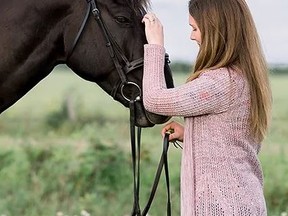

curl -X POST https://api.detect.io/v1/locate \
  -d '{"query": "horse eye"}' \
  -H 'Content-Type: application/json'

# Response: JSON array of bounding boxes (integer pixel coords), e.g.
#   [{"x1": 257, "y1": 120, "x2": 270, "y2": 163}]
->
[{"x1": 115, "y1": 16, "x2": 130, "y2": 24}]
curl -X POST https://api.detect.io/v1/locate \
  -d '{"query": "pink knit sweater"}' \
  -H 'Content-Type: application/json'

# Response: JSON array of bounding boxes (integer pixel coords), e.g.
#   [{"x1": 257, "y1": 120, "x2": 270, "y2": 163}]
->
[{"x1": 143, "y1": 44, "x2": 267, "y2": 216}]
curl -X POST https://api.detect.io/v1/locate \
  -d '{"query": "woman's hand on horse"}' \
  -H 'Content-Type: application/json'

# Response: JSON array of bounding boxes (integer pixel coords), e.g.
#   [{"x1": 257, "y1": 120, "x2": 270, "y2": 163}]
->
[
  {"x1": 142, "y1": 13, "x2": 164, "y2": 46},
  {"x1": 161, "y1": 121, "x2": 184, "y2": 142}
]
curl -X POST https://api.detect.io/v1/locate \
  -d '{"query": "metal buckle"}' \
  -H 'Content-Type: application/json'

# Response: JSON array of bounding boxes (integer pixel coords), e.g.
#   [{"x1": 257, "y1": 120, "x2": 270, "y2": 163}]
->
[{"x1": 121, "y1": 82, "x2": 141, "y2": 102}]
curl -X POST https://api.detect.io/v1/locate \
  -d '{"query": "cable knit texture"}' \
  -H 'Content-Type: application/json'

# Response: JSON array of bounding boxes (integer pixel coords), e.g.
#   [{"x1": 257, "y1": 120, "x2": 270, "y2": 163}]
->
[{"x1": 143, "y1": 44, "x2": 267, "y2": 216}]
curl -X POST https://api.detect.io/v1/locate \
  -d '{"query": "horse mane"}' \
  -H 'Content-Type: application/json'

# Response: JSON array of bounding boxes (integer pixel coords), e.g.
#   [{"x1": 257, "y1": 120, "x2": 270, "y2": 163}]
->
[{"x1": 127, "y1": 0, "x2": 151, "y2": 15}]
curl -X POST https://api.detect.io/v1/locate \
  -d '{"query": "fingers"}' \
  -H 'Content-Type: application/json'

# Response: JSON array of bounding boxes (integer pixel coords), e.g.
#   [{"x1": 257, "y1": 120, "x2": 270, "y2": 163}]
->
[
  {"x1": 161, "y1": 121, "x2": 174, "y2": 137},
  {"x1": 142, "y1": 13, "x2": 164, "y2": 48},
  {"x1": 161, "y1": 128, "x2": 175, "y2": 141},
  {"x1": 142, "y1": 13, "x2": 158, "y2": 23},
  {"x1": 168, "y1": 133, "x2": 176, "y2": 141},
  {"x1": 161, "y1": 121, "x2": 184, "y2": 142},
  {"x1": 161, "y1": 121, "x2": 177, "y2": 138}
]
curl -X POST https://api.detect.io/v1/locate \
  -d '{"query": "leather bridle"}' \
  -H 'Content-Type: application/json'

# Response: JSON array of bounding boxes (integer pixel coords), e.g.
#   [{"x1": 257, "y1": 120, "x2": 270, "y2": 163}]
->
[
  {"x1": 69, "y1": 0, "x2": 144, "y2": 102},
  {"x1": 67, "y1": 0, "x2": 174, "y2": 215}
]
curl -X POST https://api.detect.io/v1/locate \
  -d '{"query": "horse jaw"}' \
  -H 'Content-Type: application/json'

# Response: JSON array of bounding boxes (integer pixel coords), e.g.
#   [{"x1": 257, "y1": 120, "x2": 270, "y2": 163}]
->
[{"x1": 134, "y1": 102, "x2": 171, "y2": 128}]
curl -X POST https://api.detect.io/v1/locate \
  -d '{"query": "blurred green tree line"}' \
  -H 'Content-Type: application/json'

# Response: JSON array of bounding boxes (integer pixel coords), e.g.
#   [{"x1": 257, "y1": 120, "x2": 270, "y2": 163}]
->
[
  {"x1": 56, "y1": 62, "x2": 288, "y2": 75},
  {"x1": 169, "y1": 62, "x2": 288, "y2": 75}
]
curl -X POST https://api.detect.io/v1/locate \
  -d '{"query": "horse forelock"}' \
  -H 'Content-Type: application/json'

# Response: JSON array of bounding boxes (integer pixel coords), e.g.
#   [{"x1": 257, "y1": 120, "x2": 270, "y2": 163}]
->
[{"x1": 126, "y1": 0, "x2": 151, "y2": 15}]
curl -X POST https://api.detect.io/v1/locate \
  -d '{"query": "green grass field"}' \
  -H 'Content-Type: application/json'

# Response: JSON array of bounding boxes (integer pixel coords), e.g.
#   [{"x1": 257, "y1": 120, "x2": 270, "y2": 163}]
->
[{"x1": 0, "y1": 67, "x2": 287, "y2": 216}]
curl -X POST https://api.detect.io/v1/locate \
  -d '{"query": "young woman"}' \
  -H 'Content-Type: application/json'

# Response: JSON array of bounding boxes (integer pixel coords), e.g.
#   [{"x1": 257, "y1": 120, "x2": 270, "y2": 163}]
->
[{"x1": 142, "y1": 0, "x2": 272, "y2": 215}]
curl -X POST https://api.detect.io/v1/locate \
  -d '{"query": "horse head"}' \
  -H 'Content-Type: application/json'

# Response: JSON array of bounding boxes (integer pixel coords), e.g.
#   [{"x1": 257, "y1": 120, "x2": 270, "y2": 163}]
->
[
  {"x1": 0, "y1": 0, "x2": 173, "y2": 127},
  {"x1": 65, "y1": 0, "x2": 173, "y2": 127}
]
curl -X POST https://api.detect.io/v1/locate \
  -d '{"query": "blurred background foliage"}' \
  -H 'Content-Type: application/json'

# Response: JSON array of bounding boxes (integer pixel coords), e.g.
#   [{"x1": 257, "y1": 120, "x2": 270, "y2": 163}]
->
[{"x1": 0, "y1": 64, "x2": 287, "y2": 216}]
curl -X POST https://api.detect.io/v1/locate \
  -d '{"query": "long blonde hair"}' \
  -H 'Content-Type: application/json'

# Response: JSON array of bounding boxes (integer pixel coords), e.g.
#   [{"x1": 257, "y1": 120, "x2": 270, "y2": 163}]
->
[{"x1": 187, "y1": 0, "x2": 272, "y2": 142}]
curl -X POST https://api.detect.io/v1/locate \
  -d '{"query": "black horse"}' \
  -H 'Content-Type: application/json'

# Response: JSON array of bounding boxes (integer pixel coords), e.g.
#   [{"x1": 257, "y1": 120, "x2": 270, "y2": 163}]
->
[{"x1": 0, "y1": 0, "x2": 173, "y2": 127}]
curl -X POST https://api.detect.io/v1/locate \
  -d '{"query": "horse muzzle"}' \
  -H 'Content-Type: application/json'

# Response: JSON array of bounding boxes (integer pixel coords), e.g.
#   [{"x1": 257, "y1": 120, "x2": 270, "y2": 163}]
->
[
  {"x1": 133, "y1": 102, "x2": 171, "y2": 127},
  {"x1": 134, "y1": 54, "x2": 174, "y2": 127}
]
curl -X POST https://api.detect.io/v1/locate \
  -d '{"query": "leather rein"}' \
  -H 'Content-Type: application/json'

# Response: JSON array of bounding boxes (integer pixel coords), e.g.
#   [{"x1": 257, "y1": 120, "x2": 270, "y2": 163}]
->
[{"x1": 68, "y1": 0, "x2": 174, "y2": 215}]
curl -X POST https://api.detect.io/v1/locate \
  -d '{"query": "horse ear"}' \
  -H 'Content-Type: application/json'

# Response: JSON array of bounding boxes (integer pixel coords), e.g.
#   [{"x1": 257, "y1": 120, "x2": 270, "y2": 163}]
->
[{"x1": 164, "y1": 53, "x2": 174, "y2": 89}]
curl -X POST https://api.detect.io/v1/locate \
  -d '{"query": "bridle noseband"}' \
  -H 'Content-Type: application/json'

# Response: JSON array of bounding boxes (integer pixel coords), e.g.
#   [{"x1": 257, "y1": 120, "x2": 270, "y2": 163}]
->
[{"x1": 68, "y1": 1, "x2": 174, "y2": 215}]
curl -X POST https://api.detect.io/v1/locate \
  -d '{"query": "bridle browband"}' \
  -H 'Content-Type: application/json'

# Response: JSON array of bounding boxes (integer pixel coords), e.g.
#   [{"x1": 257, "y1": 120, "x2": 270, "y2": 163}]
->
[{"x1": 67, "y1": 0, "x2": 174, "y2": 215}]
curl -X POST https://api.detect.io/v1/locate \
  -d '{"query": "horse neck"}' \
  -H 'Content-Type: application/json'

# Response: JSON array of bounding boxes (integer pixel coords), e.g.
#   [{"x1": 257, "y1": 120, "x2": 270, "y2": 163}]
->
[{"x1": 0, "y1": 0, "x2": 83, "y2": 113}]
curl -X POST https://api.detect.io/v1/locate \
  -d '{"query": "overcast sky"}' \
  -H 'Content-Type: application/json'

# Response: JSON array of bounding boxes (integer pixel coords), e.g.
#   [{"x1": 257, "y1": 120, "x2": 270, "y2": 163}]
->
[{"x1": 151, "y1": 0, "x2": 288, "y2": 65}]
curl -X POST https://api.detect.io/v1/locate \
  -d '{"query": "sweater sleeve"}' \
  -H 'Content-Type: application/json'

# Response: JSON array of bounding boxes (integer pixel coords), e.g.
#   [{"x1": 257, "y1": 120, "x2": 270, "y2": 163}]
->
[{"x1": 143, "y1": 44, "x2": 237, "y2": 117}]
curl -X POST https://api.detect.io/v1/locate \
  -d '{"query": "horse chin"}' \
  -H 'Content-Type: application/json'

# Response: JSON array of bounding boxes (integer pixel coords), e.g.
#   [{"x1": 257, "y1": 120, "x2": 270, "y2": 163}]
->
[
  {"x1": 144, "y1": 111, "x2": 172, "y2": 126},
  {"x1": 134, "y1": 103, "x2": 171, "y2": 128}
]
